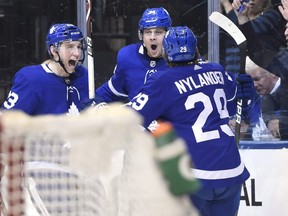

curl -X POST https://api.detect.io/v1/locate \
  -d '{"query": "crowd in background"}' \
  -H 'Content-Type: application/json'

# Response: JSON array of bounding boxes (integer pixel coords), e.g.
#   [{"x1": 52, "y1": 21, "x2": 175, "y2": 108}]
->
[{"x1": 220, "y1": 0, "x2": 288, "y2": 141}]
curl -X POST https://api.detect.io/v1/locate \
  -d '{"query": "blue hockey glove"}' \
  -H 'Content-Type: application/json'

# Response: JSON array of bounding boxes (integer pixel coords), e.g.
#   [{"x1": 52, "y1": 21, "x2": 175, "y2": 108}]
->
[{"x1": 236, "y1": 74, "x2": 254, "y2": 99}]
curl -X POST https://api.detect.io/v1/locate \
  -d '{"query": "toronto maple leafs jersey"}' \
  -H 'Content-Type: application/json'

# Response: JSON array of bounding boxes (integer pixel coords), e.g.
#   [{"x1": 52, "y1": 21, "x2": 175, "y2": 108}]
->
[
  {"x1": 96, "y1": 42, "x2": 169, "y2": 102},
  {"x1": 1, "y1": 63, "x2": 89, "y2": 115},
  {"x1": 128, "y1": 62, "x2": 250, "y2": 188}
]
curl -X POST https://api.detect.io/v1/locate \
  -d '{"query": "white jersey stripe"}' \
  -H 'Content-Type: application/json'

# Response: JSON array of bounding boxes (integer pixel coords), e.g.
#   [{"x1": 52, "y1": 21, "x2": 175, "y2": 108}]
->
[
  {"x1": 192, "y1": 160, "x2": 245, "y2": 180},
  {"x1": 108, "y1": 79, "x2": 128, "y2": 97}
]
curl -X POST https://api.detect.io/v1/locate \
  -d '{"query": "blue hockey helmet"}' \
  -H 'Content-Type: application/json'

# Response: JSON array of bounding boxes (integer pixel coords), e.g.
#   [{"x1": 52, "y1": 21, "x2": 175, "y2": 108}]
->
[
  {"x1": 163, "y1": 26, "x2": 197, "y2": 63},
  {"x1": 138, "y1": 7, "x2": 172, "y2": 31},
  {"x1": 46, "y1": 23, "x2": 87, "y2": 56}
]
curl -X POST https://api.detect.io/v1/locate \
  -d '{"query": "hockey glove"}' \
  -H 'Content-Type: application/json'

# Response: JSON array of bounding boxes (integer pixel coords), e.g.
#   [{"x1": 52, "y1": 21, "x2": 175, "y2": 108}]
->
[
  {"x1": 236, "y1": 74, "x2": 254, "y2": 99},
  {"x1": 79, "y1": 95, "x2": 108, "y2": 111}
]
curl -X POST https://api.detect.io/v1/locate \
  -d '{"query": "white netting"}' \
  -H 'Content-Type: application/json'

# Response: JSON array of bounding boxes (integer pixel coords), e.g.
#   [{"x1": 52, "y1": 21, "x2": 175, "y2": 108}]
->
[{"x1": 0, "y1": 103, "x2": 198, "y2": 216}]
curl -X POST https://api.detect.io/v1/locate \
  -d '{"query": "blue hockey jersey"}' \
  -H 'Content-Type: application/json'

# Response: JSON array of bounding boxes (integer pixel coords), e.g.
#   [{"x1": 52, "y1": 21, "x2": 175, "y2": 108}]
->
[
  {"x1": 2, "y1": 63, "x2": 89, "y2": 115},
  {"x1": 128, "y1": 62, "x2": 250, "y2": 188},
  {"x1": 96, "y1": 42, "x2": 169, "y2": 102}
]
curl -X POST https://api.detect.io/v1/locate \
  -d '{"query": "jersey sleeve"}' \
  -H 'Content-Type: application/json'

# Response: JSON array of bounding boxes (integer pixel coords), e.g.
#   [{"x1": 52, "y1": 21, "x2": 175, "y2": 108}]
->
[
  {"x1": 128, "y1": 72, "x2": 167, "y2": 128},
  {"x1": 2, "y1": 71, "x2": 38, "y2": 114}
]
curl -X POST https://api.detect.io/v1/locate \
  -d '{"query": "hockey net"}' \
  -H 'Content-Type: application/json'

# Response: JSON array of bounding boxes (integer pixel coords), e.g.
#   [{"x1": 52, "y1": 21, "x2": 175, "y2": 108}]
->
[{"x1": 0, "y1": 103, "x2": 198, "y2": 216}]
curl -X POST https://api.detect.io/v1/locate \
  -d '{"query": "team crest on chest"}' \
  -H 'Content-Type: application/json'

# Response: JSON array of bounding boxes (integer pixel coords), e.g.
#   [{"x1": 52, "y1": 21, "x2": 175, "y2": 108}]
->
[
  {"x1": 144, "y1": 69, "x2": 157, "y2": 83},
  {"x1": 150, "y1": 61, "x2": 156, "y2": 67}
]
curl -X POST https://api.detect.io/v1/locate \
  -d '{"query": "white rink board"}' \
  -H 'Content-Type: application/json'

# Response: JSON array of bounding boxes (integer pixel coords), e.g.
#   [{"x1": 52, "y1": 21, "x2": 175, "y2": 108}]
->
[{"x1": 238, "y1": 143, "x2": 288, "y2": 216}]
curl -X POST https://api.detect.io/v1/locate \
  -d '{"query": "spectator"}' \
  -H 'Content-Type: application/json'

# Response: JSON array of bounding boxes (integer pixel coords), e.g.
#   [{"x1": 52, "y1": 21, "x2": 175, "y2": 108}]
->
[
  {"x1": 220, "y1": 0, "x2": 280, "y2": 74},
  {"x1": 231, "y1": 0, "x2": 287, "y2": 82},
  {"x1": 245, "y1": 56, "x2": 288, "y2": 140},
  {"x1": 231, "y1": 0, "x2": 285, "y2": 51},
  {"x1": 96, "y1": 7, "x2": 172, "y2": 103},
  {"x1": 128, "y1": 26, "x2": 253, "y2": 216},
  {"x1": 220, "y1": 0, "x2": 271, "y2": 139},
  {"x1": 1, "y1": 23, "x2": 103, "y2": 115},
  {"x1": 221, "y1": 0, "x2": 287, "y2": 66}
]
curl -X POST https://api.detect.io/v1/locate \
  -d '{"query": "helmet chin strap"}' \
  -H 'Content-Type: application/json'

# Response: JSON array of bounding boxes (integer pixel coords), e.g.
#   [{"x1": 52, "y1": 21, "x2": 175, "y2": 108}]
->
[
  {"x1": 55, "y1": 52, "x2": 74, "y2": 75},
  {"x1": 54, "y1": 50, "x2": 86, "y2": 75}
]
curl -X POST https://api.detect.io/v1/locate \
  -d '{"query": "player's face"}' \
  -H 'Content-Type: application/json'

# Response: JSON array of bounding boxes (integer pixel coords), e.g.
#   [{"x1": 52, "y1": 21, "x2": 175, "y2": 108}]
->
[
  {"x1": 57, "y1": 41, "x2": 84, "y2": 73},
  {"x1": 142, "y1": 28, "x2": 166, "y2": 58}
]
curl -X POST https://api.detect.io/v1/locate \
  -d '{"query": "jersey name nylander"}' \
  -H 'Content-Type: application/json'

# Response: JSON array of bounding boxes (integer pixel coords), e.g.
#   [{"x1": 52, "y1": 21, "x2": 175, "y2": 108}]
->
[
  {"x1": 96, "y1": 42, "x2": 168, "y2": 102},
  {"x1": 2, "y1": 64, "x2": 89, "y2": 115},
  {"x1": 129, "y1": 62, "x2": 250, "y2": 188},
  {"x1": 174, "y1": 71, "x2": 225, "y2": 94}
]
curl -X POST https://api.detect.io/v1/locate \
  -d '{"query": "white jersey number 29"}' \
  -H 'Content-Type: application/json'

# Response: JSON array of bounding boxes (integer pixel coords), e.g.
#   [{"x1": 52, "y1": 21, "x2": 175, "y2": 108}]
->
[
  {"x1": 185, "y1": 89, "x2": 233, "y2": 143},
  {"x1": 130, "y1": 89, "x2": 234, "y2": 143}
]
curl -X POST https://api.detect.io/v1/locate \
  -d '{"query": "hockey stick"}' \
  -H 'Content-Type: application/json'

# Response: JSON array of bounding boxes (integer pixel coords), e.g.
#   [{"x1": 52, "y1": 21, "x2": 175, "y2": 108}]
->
[
  {"x1": 86, "y1": 0, "x2": 95, "y2": 99},
  {"x1": 209, "y1": 11, "x2": 247, "y2": 147}
]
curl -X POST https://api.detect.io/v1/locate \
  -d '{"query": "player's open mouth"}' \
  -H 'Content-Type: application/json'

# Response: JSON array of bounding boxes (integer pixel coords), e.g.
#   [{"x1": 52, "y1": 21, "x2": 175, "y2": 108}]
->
[
  {"x1": 151, "y1": 44, "x2": 157, "y2": 50},
  {"x1": 69, "y1": 60, "x2": 76, "y2": 66}
]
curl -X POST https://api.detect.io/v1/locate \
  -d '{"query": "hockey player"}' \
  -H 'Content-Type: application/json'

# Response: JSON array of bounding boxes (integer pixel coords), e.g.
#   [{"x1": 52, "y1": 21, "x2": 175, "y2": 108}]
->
[
  {"x1": 1, "y1": 23, "x2": 97, "y2": 115},
  {"x1": 128, "y1": 26, "x2": 253, "y2": 216},
  {"x1": 95, "y1": 7, "x2": 172, "y2": 102}
]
